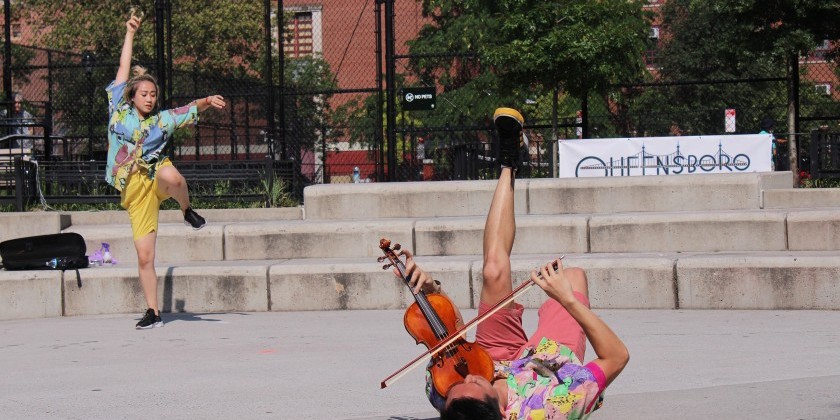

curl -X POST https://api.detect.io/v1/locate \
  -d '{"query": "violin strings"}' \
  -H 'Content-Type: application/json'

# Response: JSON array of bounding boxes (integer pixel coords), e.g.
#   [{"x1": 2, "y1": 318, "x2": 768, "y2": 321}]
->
[{"x1": 394, "y1": 252, "x2": 462, "y2": 361}]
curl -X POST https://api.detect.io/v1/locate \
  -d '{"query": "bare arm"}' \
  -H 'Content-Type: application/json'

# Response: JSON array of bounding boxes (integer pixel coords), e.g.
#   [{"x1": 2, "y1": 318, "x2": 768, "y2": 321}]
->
[
  {"x1": 191, "y1": 95, "x2": 227, "y2": 113},
  {"x1": 116, "y1": 16, "x2": 142, "y2": 84},
  {"x1": 531, "y1": 261, "x2": 629, "y2": 386}
]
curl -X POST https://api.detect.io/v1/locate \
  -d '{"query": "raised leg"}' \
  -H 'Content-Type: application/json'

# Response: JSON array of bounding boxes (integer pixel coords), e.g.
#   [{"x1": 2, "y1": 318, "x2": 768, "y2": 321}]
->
[{"x1": 155, "y1": 164, "x2": 190, "y2": 212}]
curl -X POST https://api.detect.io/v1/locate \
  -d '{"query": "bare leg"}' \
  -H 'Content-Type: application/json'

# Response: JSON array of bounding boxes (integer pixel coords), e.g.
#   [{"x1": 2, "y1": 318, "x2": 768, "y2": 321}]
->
[
  {"x1": 155, "y1": 165, "x2": 190, "y2": 213},
  {"x1": 481, "y1": 167, "x2": 517, "y2": 306},
  {"x1": 134, "y1": 231, "x2": 159, "y2": 313}
]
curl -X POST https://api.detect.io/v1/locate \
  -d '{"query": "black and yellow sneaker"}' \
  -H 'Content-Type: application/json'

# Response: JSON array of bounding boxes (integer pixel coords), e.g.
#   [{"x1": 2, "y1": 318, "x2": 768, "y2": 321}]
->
[
  {"x1": 493, "y1": 107, "x2": 527, "y2": 171},
  {"x1": 135, "y1": 308, "x2": 163, "y2": 329},
  {"x1": 183, "y1": 207, "x2": 206, "y2": 230}
]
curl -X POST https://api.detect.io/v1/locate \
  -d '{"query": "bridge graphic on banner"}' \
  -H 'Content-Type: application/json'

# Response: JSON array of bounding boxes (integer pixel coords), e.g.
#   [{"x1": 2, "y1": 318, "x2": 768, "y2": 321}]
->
[{"x1": 576, "y1": 142, "x2": 751, "y2": 177}]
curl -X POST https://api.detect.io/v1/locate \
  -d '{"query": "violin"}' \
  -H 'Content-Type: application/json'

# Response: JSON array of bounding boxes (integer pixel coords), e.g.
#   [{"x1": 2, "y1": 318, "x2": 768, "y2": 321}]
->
[
  {"x1": 379, "y1": 246, "x2": 565, "y2": 392},
  {"x1": 378, "y1": 238, "x2": 494, "y2": 397}
]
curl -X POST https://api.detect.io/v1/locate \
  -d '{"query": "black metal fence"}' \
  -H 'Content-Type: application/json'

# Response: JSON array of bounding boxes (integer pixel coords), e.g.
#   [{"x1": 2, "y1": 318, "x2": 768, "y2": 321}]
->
[
  {"x1": 809, "y1": 131, "x2": 840, "y2": 179},
  {"x1": 2, "y1": 1, "x2": 840, "y2": 211}
]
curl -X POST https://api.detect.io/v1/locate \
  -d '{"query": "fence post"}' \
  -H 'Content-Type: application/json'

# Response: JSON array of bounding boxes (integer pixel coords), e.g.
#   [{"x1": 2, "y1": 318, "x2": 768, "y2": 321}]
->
[
  {"x1": 551, "y1": 88, "x2": 558, "y2": 178},
  {"x1": 13, "y1": 156, "x2": 23, "y2": 211},
  {"x1": 46, "y1": 50, "x2": 54, "y2": 161},
  {"x1": 787, "y1": 53, "x2": 800, "y2": 186},
  {"x1": 12, "y1": 156, "x2": 34, "y2": 211},
  {"x1": 154, "y1": 0, "x2": 168, "y2": 110},
  {"x1": 809, "y1": 130, "x2": 819, "y2": 179},
  {"x1": 264, "y1": 0, "x2": 275, "y2": 164},
  {"x1": 384, "y1": 0, "x2": 397, "y2": 181},
  {"x1": 581, "y1": 94, "x2": 589, "y2": 140},
  {"x1": 375, "y1": 0, "x2": 384, "y2": 182},
  {"x1": 276, "y1": 0, "x2": 287, "y2": 160},
  {"x1": 3, "y1": 0, "x2": 12, "y2": 104}
]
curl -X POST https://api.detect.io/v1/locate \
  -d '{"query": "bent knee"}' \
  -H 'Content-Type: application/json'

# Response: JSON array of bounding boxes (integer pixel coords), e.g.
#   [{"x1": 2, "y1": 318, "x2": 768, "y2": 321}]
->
[
  {"x1": 482, "y1": 259, "x2": 511, "y2": 292},
  {"x1": 156, "y1": 166, "x2": 184, "y2": 186},
  {"x1": 482, "y1": 258, "x2": 509, "y2": 284},
  {"x1": 564, "y1": 267, "x2": 589, "y2": 297}
]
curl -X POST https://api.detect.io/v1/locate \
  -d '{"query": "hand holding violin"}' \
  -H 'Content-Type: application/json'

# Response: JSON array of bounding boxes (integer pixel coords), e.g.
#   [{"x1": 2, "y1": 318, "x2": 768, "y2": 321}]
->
[{"x1": 394, "y1": 248, "x2": 441, "y2": 295}]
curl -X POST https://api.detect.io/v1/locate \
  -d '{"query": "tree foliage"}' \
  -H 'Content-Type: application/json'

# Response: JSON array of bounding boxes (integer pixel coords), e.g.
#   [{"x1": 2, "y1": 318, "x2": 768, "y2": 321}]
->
[
  {"x1": 20, "y1": 0, "x2": 264, "y2": 77},
  {"x1": 410, "y1": 0, "x2": 653, "y2": 99},
  {"x1": 631, "y1": 0, "x2": 840, "y2": 137},
  {"x1": 15, "y1": 0, "x2": 338, "y2": 155}
]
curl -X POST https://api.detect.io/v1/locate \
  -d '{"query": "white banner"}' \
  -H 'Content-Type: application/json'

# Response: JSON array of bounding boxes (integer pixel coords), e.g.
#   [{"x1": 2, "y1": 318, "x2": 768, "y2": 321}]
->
[{"x1": 558, "y1": 134, "x2": 773, "y2": 178}]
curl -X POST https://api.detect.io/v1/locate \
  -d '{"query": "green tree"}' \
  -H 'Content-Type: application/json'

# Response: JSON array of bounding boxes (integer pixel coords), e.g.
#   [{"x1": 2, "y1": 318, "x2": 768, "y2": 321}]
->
[
  {"x1": 18, "y1": 0, "x2": 338, "y2": 160},
  {"x1": 20, "y1": 0, "x2": 264, "y2": 76},
  {"x1": 626, "y1": 0, "x2": 840, "y2": 175}
]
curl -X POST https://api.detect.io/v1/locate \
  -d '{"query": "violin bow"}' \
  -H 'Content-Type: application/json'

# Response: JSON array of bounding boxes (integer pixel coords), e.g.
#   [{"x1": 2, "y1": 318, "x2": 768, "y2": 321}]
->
[{"x1": 380, "y1": 256, "x2": 564, "y2": 390}]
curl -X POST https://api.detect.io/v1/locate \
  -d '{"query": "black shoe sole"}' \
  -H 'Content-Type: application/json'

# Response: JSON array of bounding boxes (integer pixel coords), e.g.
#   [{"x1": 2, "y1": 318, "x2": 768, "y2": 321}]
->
[
  {"x1": 135, "y1": 320, "x2": 164, "y2": 329},
  {"x1": 184, "y1": 220, "x2": 206, "y2": 230}
]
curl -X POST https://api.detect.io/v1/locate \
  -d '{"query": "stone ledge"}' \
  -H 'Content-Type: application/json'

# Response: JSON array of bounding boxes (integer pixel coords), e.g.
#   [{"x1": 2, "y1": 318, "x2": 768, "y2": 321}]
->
[
  {"x1": 3, "y1": 251, "x2": 840, "y2": 320},
  {"x1": 677, "y1": 252, "x2": 840, "y2": 309}
]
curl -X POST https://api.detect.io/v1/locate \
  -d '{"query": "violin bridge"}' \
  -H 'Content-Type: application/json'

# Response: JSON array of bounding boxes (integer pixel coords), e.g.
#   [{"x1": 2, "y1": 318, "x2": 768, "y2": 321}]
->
[{"x1": 454, "y1": 359, "x2": 469, "y2": 378}]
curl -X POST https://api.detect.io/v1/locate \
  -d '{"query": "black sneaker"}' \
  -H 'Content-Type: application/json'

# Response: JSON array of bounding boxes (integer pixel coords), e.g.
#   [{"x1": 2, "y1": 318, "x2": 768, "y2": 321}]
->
[
  {"x1": 135, "y1": 308, "x2": 163, "y2": 329},
  {"x1": 493, "y1": 107, "x2": 527, "y2": 171},
  {"x1": 183, "y1": 207, "x2": 206, "y2": 230}
]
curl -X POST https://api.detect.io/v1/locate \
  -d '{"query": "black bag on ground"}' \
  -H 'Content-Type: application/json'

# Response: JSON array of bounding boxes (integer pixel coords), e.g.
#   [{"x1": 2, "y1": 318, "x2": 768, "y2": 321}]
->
[{"x1": 0, "y1": 232, "x2": 89, "y2": 271}]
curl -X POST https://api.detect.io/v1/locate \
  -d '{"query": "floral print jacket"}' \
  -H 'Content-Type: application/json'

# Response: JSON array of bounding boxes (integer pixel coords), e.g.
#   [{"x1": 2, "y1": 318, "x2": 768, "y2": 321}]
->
[
  {"x1": 427, "y1": 337, "x2": 606, "y2": 419},
  {"x1": 105, "y1": 80, "x2": 198, "y2": 191}
]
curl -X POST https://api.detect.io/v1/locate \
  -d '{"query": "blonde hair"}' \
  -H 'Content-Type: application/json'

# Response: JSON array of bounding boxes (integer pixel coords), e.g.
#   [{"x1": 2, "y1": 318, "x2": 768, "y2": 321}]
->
[{"x1": 124, "y1": 65, "x2": 160, "y2": 114}]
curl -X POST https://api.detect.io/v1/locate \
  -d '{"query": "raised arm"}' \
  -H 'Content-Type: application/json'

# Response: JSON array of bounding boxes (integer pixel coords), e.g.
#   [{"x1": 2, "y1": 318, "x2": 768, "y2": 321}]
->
[
  {"x1": 531, "y1": 261, "x2": 629, "y2": 387},
  {"x1": 191, "y1": 95, "x2": 227, "y2": 113},
  {"x1": 116, "y1": 16, "x2": 142, "y2": 84}
]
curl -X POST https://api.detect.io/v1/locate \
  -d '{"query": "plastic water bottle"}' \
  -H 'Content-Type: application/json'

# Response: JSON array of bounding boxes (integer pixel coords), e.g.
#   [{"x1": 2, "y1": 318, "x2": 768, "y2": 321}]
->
[
  {"x1": 101, "y1": 243, "x2": 112, "y2": 264},
  {"x1": 46, "y1": 258, "x2": 59, "y2": 268}
]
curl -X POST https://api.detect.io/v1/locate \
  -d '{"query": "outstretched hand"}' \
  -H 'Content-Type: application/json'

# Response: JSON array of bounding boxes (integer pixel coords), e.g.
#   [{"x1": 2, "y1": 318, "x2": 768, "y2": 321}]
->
[
  {"x1": 530, "y1": 259, "x2": 577, "y2": 307},
  {"x1": 200, "y1": 95, "x2": 226, "y2": 111},
  {"x1": 207, "y1": 95, "x2": 226, "y2": 109}
]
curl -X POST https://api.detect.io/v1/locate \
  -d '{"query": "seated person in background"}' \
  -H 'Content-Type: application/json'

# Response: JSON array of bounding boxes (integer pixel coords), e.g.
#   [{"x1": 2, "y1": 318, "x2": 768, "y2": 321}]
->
[{"x1": 2, "y1": 92, "x2": 34, "y2": 150}]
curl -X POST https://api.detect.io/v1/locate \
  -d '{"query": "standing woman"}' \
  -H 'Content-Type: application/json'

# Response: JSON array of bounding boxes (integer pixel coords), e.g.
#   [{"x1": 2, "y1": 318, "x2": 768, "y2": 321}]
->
[{"x1": 105, "y1": 14, "x2": 226, "y2": 329}]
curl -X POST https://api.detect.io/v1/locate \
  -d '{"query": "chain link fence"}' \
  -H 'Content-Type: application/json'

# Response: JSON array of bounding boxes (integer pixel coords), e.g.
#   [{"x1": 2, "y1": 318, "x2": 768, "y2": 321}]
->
[{"x1": 3, "y1": 1, "x2": 840, "y2": 211}]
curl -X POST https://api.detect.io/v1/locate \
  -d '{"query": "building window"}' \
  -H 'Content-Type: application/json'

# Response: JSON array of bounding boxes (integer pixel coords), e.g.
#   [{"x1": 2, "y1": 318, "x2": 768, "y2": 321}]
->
[
  {"x1": 812, "y1": 39, "x2": 831, "y2": 61},
  {"x1": 815, "y1": 83, "x2": 832, "y2": 96},
  {"x1": 11, "y1": 23, "x2": 21, "y2": 40},
  {"x1": 645, "y1": 26, "x2": 660, "y2": 67},
  {"x1": 284, "y1": 12, "x2": 314, "y2": 58}
]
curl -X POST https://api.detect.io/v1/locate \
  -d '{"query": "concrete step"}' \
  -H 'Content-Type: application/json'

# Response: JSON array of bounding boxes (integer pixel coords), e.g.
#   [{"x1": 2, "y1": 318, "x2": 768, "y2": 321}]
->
[
  {"x1": 63, "y1": 222, "x2": 225, "y2": 264},
  {"x1": 63, "y1": 207, "x2": 303, "y2": 225},
  {"x1": 3, "y1": 250, "x2": 839, "y2": 321},
  {"x1": 763, "y1": 188, "x2": 840, "y2": 209},
  {"x1": 304, "y1": 172, "x2": 793, "y2": 219},
  {"x1": 0, "y1": 212, "x2": 70, "y2": 243},
  {"x1": 0, "y1": 208, "x2": 303, "y2": 253},
  {"x1": 59, "y1": 207, "x2": 840, "y2": 264}
]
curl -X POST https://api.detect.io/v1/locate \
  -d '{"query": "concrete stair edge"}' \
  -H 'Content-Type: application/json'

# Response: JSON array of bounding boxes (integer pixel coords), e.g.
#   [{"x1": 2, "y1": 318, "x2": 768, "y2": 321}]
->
[{"x1": 3, "y1": 251, "x2": 840, "y2": 321}]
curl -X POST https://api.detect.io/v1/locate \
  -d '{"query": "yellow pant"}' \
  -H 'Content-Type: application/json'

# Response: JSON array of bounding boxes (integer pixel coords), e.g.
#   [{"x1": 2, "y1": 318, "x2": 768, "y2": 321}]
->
[{"x1": 121, "y1": 159, "x2": 173, "y2": 240}]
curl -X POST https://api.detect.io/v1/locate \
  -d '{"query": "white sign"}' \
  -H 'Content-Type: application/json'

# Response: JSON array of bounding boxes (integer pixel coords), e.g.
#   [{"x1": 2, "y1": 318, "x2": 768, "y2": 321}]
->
[
  {"x1": 558, "y1": 134, "x2": 773, "y2": 178},
  {"x1": 725, "y1": 109, "x2": 736, "y2": 133}
]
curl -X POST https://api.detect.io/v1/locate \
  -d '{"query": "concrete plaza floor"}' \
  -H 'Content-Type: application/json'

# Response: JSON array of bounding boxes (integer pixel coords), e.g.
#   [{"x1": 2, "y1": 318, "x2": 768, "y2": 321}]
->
[{"x1": 2, "y1": 309, "x2": 839, "y2": 419}]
